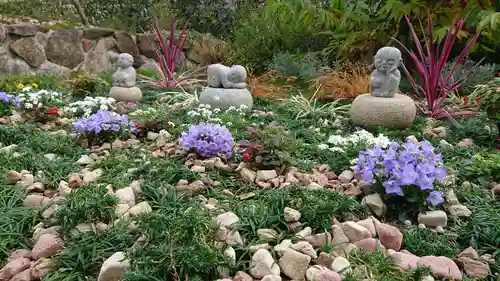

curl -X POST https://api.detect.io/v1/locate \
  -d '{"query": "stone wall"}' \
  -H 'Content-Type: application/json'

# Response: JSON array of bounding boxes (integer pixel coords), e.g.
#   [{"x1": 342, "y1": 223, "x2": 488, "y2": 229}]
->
[{"x1": 0, "y1": 23, "x2": 225, "y2": 77}]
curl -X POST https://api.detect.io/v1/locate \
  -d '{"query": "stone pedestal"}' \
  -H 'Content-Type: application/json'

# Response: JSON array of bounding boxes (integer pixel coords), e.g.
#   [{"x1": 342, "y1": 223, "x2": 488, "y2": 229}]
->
[
  {"x1": 198, "y1": 87, "x2": 253, "y2": 110},
  {"x1": 350, "y1": 93, "x2": 416, "y2": 130},
  {"x1": 109, "y1": 86, "x2": 142, "y2": 102}
]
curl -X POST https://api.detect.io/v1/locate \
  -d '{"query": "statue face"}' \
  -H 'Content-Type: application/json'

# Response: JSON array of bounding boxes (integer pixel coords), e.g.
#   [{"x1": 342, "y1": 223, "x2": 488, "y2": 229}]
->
[
  {"x1": 374, "y1": 47, "x2": 401, "y2": 72},
  {"x1": 117, "y1": 53, "x2": 133, "y2": 68}
]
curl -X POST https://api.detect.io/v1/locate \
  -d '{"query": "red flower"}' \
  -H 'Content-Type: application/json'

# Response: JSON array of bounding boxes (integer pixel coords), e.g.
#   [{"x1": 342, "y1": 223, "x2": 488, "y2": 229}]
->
[
  {"x1": 135, "y1": 123, "x2": 142, "y2": 128},
  {"x1": 475, "y1": 98, "x2": 481, "y2": 103},
  {"x1": 47, "y1": 107, "x2": 58, "y2": 115},
  {"x1": 463, "y1": 96, "x2": 469, "y2": 105},
  {"x1": 242, "y1": 153, "x2": 250, "y2": 160},
  {"x1": 255, "y1": 147, "x2": 261, "y2": 151},
  {"x1": 249, "y1": 145, "x2": 254, "y2": 151}
]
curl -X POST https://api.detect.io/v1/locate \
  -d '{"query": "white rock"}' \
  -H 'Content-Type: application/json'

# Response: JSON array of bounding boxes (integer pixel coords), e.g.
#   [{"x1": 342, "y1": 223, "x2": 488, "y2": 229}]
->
[
  {"x1": 296, "y1": 226, "x2": 312, "y2": 239},
  {"x1": 215, "y1": 212, "x2": 239, "y2": 229},
  {"x1": 44, "y1": 153, "x2": 57, "y2": 161},
  {"x1": 274, "y1": 239, "x2": 292, "y2": 256},
  {"x1": 249, "y1": 249, "x2": 281, "y2": 279},
  {"x1": 356, "y1": 218, "x2": 376, "y2": 238},
  {"x1": 76, "y1": 155, "x2": 93, "y2": 165},
  {"x1": 338, "y1": 170, "x2": 354, "y2": 183},
  {"x1": 341, "y1": 221, "x2": 371, "y2": 243},
  {"x1": 284, "y1": 207, "x2": 301, "y2": 223},
  {"x1": 224, "y1": 246, "x2": 236, "y2": 264},
  {"x1": 445, "y1": 189, "x2": 459, "y2": 205},
  {"x1": 115, "y1": 204, "x2": 131, "y2": 217},
  {"x1": 127, "y1": 201, "x2": 152, "y2": 217},
  {"x1": 226, "y1": 230, "x2": 244, "y2": 246},
  {"x1": 261, "y1": 275, "x2": 281, "y2": 281},
  {"x1": 115, "y1": 187, "x2": 136, "y2": 207},
  {"x1": 241, "y1": 168, "x2": 256, "y2": 183},
  {"x1": 291, "y1": 241, "x2": 317, "y2": 258},
  {"x1": 58, "y1": 181, "x2": 72, "y2": 197},
  {"x1": 147, "y1": 131, "x2": 159, "y2": 141},
  {"x1": 331, "y1": 256, "x2": 350, "y2": 273},
  {"x1": 256, "y1": 170, "x2": 278, "y2": 182},
  {"x1": 418, "y1": 211, "x2": 447, "y2": 227},
  {"x1": 257, "y1": 229, "x2": 279, "y2": 241},
  {"x1": 306, "y1": 265, "x2": 328, "y2": 281},
  {"x1": 97, "y1": 252, "x2": 130, "y2": 281},
  {"x1": 448, "y1": 204, "x2": 472, "y2": 218}
]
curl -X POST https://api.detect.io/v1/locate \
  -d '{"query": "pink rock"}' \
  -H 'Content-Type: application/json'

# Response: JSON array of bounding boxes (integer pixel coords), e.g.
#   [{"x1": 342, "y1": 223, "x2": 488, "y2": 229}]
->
[
  {"x1": 31, "y1": 258, "x2": 56, "y2": 279},
  {"x1": 354, "y1": 238, "x2": 385, "y2": 253},
  {"x1": 233, "y1": 271, "x2": 253, "y2": 281},
  {"x1": 418, "y1": 256, "x2": 462, "y2": 281},
  {"x1": 315, "y1": 269, "x2": 342, "y2": 281},
  {"x1": 10, "y1": 269, "x2": 32, "y2": 281},
  {"x1": 374, "y1": 221, "x2": 403, "y2": 251},
  {"x1": 7, "y1": 250, "x2": 32, "y2": 262},
  {"x1": 456, "y1": 257, "x2": 490, "y2": 278},
  {"x1": 0, "y1": 258, "x2": 31, "y2": 280},
  {"x1": 456, "y1": 247, "x2": 479, "y2": 260},
  {"x1": 31, "y1": 234, "x2": 64, "y2": 259},
  {"x1": 391, "y1": 251, "x2": 421, "y2": 270},
  {"x1": 22, "y1": 195, "x2": 50, "y2": 208}
]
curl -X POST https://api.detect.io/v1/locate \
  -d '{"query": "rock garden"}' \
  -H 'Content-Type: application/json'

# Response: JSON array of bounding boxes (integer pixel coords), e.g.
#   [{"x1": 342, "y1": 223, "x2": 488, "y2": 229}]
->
[{"x1": 0, "y1": 1, "x2": 499, "y2": 281}]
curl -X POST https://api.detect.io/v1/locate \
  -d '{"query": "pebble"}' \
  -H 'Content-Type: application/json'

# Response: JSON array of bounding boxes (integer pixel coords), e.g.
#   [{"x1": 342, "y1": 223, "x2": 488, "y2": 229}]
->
[
  {"x1": 284, "y1": 207, "x2": 301, "y2": 222},
  {"x1": 338, "y1": 170, "x2": 354, "y2": 183},
  {"x1": 331, "y1": 256, "x2": 350, "y2": 273},
  {"x1": 97, "y1": 252, "x2": 130, "y2": 281}
]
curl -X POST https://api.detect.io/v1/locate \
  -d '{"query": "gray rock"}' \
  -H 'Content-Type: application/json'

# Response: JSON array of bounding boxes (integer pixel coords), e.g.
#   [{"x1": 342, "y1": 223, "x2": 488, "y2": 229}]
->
[
  {"x1": 81, "y1": 27, "x2": 116, "y2": 40},
  {"x1": 338, "y1": 170, "x2": 354, "y2": 183},
  {"x1": 136, "y1": 33, "x2": 157, "y2": 58},
  {"x1": 79, "y1": 37, "x2": 116, "y2": 72},
  {"x1": 0, "y1": 24, "x2": 5, "y2": 43},
  {"x1": 256, "y1": 170, "x2": 278, "y2": 182},
  {"x1": 370, "y1": 47, "x2": 402, "y2": 98},
  {"x1": 109, "y1": 86, "x2": 142, "y2": 102},
  {"x1": 284, "y1": 207, "x2": 301, "y2": 223},
  {"x1": 445, "y1": 189, "x2": 459, "y2": 205},
  {"x1": 0, "y1": 46, "x2": 8, "y2": 73},
  {"x1": 46, "y1": 29, "x2": 85, "y2": 69},
  {"x1": 250, "y1": 249, "x2": 280, "y2": 279},
  {"x1": 10, "y1": 36, "x2": 46, "y2": 67},
  {"x1": 199, "y1": 87, "x2": 253, "y2": 111},
  {"x1": 6, "y1": 23, "x2": 48, "y2": 36},
  {"x1": 362, "y1": 194, "x2": 387, "y2": 217},
  {"x1": 115, "y1": 31, "x2": 142, "y2": 67},
  {"x1": 207, "y1": 64, "x2": 247, "y2": 89},
  {"x1": 7, "y1": 58, "x2": 33, "y2": 75},
  {"x1": 350, "y1": 93, "x2": 417, "y2": 130},
  {"x1": 36, "y1": 61, "x2": 71, "y2": 77}
]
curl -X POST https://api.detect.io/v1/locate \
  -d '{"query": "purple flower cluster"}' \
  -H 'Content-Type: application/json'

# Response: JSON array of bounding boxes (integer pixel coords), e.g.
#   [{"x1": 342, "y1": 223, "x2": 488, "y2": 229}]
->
[
  {"x1": 73, "y1": 110, "x2": 136, "y2": 135},
  {"x1": 354, "y1": 139, "x2": 447, "y2": 206},
  {"x1": 179, "y1": 122, "x2": 234, "y2": 158},
  {"x1": 0, "y1": 91, "x2": 11, "y2": 104}
]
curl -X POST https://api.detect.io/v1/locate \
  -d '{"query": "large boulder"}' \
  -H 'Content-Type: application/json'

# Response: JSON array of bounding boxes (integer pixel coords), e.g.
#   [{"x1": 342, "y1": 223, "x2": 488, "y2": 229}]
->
[
  {"x1": 45, "y1": 29, "x2": 85, "y2": 69},
  {"x1": 199, "y1": 87, "x2": 253, "y2": 111},
  {"x1": 78, "y1": 37, "x2": 116, "y2": 73},
  {"x1": 350, "y1": 93, "x2": 416, "y2": 130},
  {"x1": 0, "y1": 24, "x2": 6, "y2": 43},
  {"x1": 6, "y1": 23, "x2": 48, "y2": 36},
  {"x1": 136, "y1": 33, "x2": 156, "y2": 58},
  {"x1": 115, "y1": 31, "x2": 142, "y2": 67},
  {"x1": 81, "y1": 27, "x2": 116, "y2": 40},
  {"x1": 10, "y1": 36, "x2": 46, "y2": 67}
]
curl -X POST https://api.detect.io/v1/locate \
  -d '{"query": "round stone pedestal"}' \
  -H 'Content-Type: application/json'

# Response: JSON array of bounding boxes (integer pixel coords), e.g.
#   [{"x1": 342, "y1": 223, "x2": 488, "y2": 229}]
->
[
  {"x1": 109, "y1": 86, "x2": 142, "y2": 102},
  {"x1": 350, "y1": 93, "x2": 416, "y2": 130},
  {"x1": 199, "y1": 87, "x2": 253, "y2": 110}
]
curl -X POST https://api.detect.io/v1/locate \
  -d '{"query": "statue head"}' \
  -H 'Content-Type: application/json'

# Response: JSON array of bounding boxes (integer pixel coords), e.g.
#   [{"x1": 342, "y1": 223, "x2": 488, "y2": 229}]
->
[
  {"x1": 228, "y1": 65, "x2": 247, "y2": 83},
  {"x1": 117, "y1": 53, "x2": 134, "y2": 68},
  {"x1": 374, "y1": 47, "x2": 402, "y2": 73}
]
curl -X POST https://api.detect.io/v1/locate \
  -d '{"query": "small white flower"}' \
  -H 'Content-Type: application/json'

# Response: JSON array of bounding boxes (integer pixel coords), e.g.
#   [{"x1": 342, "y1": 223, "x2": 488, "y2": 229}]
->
[{"x1": 318, "y1": 144, "x2": 329, "y2": 150}]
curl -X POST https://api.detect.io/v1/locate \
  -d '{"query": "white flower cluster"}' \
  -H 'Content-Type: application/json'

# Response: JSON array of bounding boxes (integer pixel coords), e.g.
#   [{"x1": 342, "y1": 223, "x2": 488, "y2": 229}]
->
[
  {"x1": 129, "y1": 107, "x2": 158, "y2": 119},
  {"x1": 66, "y1": 96, "x2": 116, "y2": 117},
  {"x1": 186, "y1": 104, "x2": 248, "y2": 126},
  {"x1": 16, "y1": 87, "x2": 62, "y2": 110},
  {"x1": 318, "y1": 130, "x2": 391, "y2": 153}
]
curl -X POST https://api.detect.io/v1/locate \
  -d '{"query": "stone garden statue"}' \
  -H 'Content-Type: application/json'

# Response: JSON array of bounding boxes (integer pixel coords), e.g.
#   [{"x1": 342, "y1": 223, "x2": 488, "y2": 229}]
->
[
  {"x1": 349, "y1": 46, "x2": 416, "y2": 130},
  {"x1": 109, "y1": 53, "x2": 142, "y2": 102},
  {"x1": 370, "y1": 46, "x2": 402, "y2": 98},
  {"x1": 198, "y1": 63, "x2": 253, "y2": 110}
]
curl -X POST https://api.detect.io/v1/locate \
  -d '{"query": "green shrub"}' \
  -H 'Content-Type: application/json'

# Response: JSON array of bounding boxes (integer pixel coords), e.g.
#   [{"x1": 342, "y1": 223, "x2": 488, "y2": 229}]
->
[{"x1": 268, "y1": 52, "x2": 321, "y2": 81}]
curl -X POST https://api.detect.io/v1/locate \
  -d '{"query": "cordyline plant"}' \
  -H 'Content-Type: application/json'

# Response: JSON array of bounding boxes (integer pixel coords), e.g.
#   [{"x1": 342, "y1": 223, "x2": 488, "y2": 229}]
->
[
  {"x1": 148, "y1": 17, "x2": 205, "y2": 88},
  {"x1": 393, "y1": 14, "x2": 481, "y2": 119}
]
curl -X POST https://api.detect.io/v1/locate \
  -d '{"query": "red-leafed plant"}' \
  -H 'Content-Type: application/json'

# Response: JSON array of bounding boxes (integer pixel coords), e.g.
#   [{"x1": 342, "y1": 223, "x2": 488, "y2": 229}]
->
[
  {"x1": 394, "y1": 14, "x2": 481, "y2": 119},
  {"x1": 151, "y1": 16, "x2": 189, "y2": 87}
]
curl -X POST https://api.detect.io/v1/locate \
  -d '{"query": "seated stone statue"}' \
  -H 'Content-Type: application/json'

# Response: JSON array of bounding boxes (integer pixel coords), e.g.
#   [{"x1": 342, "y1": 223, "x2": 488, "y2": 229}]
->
[
  {"x1": 370, "y1": 47, "x2": 402, "y2": 98},
  {"x1": 207, "y1": 64, "x2": 247, "y2": 89},
  {"x1": 112, "y1": 53, "x2": 136, "y2": 88},
  {"x1": 109, "y1": 53, "x2": 142, "y2": 102}
]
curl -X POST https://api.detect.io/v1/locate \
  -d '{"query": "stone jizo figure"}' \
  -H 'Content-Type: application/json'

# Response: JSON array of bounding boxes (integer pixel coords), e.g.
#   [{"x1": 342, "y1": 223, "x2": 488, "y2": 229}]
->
[
  {"x1": 198, "y1": 63, "x2": 253, "y2": 110},
  {"x1": 370, "y1": 46, "x2": 402, "y2": 98},
  {"x1": 207, "y1": 64, "x2": 247, "y2": 89},
  {"x1": 109, "y1": 53, "x2": 142, "y2": 102},
  {"x1": 112, "y1": 53, "x2": 136, "y2": 88}
]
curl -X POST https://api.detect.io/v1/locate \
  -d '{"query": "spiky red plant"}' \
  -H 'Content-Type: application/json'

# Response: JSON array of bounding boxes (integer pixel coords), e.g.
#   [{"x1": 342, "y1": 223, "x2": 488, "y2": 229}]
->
[
  {"x1": 151, "y1": 16, "x2": 189, "y2": 87},
  {"x1": 394, "y1": 14, "x2": 481, "y2": 119}
]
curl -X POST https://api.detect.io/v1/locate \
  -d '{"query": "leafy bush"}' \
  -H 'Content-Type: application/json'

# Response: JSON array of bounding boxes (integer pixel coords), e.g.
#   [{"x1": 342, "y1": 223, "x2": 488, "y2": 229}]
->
[
  {"x1": 470, "y1": 75, "x2": 500, "y2": 130},
  {"x1": 230, "y1": 0, "x2": 334, "y2": 72},
  {"x1": 268, "y1": 52, "x2": 321, "y2": 82},
  {"x1": 446, "y1": 114, "x2": 498, "y2": 147},
  {"x1": 445, "y1": 60, "x2": 498, "y2": 94},
  {"x1": 458, "y1": 152, "x2": 500, "y2": 184}
]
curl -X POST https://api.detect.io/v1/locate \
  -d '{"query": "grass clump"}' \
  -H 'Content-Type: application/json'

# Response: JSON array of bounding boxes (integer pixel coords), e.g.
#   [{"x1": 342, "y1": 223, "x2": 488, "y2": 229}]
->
[
  {"x1": 403, "y1": 227, "x2": 459, "y2": 257},
  {"x1": 125, "y1": 188, "x2": 227, "y2": 280}
]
